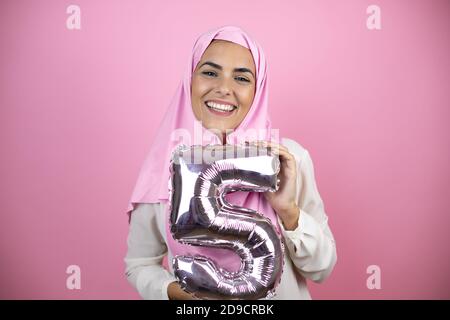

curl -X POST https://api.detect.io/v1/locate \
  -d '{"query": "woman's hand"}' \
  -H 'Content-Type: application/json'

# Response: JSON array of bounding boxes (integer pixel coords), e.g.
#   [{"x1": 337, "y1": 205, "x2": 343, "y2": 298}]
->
[
  {"x1": 249, "y1": 140, "x2": 300, "y2": 231},
  {"x1": 167, "y1": 281, "x2": 199, "y2": 300}
]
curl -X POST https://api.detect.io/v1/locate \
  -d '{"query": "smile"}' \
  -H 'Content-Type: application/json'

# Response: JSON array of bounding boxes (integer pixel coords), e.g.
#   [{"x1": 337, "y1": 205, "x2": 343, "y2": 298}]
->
[{"x1": 204, "y1": 101, "x2": 237, "y2": 117}]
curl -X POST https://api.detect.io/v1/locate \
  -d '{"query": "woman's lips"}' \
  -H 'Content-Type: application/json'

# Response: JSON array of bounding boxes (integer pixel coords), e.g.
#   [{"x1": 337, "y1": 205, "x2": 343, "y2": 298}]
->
[{"x1": 204, "y1": 102, "x2": 237, "y2": 117}]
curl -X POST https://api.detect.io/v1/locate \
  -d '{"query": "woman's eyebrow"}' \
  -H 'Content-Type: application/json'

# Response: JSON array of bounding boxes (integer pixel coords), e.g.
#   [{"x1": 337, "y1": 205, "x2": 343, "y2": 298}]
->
[{"x1": 199, "y1": 61, "x2": 255, "y2": 79}]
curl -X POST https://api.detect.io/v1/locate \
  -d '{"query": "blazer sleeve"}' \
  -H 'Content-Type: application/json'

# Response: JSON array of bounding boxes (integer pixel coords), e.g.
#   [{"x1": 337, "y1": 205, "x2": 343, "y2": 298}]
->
[
  {"x1": 124, "y1": 203, "x2": 177, "y2": 299},
  {"x1": 277, "y1": 139, "x2": 337, "y2": 283}
]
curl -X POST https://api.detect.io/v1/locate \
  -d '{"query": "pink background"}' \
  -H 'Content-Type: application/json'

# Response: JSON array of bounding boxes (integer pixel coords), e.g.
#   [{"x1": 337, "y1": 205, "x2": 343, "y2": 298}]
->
[{"x1": 1, "y1": 0, "x2": 449, "y2": 299}]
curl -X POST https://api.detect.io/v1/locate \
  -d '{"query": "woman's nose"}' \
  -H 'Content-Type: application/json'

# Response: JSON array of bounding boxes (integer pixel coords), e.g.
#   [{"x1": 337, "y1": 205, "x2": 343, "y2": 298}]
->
[{"x1": 215, "y1": 78, "x2": 233, "y2": 95}]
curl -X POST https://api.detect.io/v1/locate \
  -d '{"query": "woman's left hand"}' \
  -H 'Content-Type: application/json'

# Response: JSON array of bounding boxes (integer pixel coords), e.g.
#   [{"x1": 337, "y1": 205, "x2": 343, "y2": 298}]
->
[{"x1": 249, "y1": 140, "x2": 300, "y2": 231}]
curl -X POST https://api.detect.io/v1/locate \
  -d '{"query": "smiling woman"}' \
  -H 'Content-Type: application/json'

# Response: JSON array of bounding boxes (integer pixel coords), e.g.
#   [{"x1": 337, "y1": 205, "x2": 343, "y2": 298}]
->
[
  {"x1": 191, "y1": 39, "x2": 257, "y2": 144},
  {"x1": 124, "y1": 25, "x2": 337, "y2": 300}
]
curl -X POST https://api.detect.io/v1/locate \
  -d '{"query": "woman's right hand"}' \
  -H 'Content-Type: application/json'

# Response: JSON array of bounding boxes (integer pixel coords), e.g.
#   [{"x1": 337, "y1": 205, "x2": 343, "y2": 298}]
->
[{"x1": 167, "y1": 281, "x2": 199, "y2": 300}]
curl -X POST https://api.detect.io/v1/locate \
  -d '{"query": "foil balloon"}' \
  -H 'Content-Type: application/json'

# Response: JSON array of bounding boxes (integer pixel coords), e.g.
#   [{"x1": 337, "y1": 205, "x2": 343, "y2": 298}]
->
[{"x1": 168, "y1": 144, "x2": 284, "y2": 300}]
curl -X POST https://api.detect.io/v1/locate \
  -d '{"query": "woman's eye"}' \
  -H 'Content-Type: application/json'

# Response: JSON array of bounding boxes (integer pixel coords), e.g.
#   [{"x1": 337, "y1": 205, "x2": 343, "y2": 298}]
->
[
  {"x1": 236, "y1": 77, "x2": 250, "y2": 82},
  {"x1": 201, "y1": 71, "x2": 249, "y2": 83},
  {"x1": 202, "y1": 71, "x2": 216, "y2": 77}
]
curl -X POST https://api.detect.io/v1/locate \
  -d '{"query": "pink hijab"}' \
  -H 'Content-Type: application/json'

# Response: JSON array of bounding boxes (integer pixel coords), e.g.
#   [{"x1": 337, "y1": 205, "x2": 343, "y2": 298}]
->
[{"x1": 127, "y1": 25, "x2": 282, "y2": 272}]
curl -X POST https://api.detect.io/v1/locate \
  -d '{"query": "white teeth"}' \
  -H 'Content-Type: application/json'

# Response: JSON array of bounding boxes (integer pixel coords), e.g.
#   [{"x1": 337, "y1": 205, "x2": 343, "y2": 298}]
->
[{"x1": 206, "y1": 101, "x2": 236, "y2": 112}]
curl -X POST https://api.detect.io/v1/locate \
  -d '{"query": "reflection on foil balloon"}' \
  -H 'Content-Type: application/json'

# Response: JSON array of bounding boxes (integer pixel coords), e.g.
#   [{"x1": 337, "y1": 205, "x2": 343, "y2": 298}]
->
[{"x1": 168, "y1": 144, "x2": 284, "y2": 300}]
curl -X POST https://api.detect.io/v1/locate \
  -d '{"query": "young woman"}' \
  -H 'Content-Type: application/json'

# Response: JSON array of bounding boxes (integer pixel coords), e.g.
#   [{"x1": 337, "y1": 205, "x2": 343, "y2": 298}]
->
[{"x1": 124, "y1": 25, "x2": 337, "y2": 300}]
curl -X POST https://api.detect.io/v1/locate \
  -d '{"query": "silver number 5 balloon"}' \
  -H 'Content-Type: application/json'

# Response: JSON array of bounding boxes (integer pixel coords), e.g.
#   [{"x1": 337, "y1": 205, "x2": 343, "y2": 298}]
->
[{"x1": 168, "y1": 144, "x2": 284, "y2": 300}]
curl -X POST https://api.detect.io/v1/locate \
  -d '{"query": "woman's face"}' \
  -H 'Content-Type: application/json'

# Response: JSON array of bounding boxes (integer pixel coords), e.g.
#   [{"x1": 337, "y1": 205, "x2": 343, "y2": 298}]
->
[{"x1": 191, "y1": 40, "x2": 256, "y2": 140}]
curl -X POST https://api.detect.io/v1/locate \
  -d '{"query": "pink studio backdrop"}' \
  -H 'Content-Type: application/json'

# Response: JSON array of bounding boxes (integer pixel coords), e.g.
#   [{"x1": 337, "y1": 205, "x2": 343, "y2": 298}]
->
[{"x1": 1, "y1": 0, "x2": 449, "y2": 299}]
